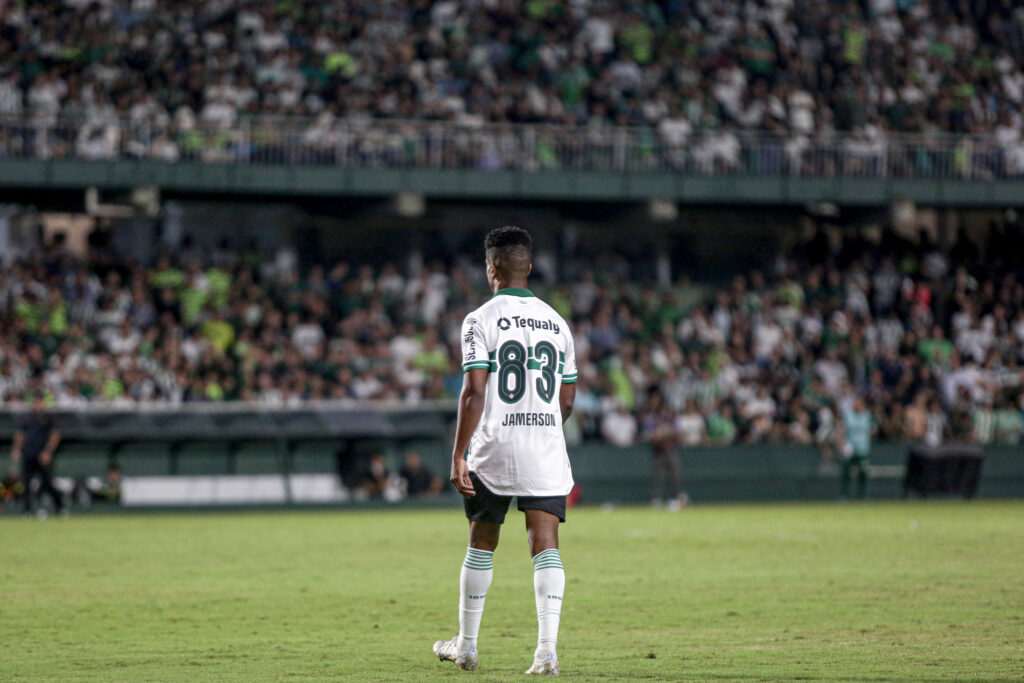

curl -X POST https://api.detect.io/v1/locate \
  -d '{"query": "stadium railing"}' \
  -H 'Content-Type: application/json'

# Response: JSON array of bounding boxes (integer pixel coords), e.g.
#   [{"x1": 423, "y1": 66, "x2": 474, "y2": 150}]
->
[{"x1": 0, "y1": 114, "x2": 1019, "y2": 180}]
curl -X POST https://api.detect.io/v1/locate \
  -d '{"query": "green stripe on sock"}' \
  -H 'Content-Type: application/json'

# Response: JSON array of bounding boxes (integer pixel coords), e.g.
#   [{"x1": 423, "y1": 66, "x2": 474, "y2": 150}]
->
[
  {"x1": 532, "y1": 549, "x2": 562, "y2": 570},
  {"x1": 464, "y1": 548, "x2": 494, "y2": 570}
]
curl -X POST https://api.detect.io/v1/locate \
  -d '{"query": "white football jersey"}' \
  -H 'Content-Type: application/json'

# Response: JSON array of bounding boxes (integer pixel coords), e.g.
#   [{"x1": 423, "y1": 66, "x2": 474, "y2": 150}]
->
[{"x1": 461, "y1": 287, "x2": 577, "y2": 497}]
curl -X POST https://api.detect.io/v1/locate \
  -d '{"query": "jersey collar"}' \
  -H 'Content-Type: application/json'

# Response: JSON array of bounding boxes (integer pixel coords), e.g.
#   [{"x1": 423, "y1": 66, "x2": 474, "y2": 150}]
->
[{"x1": 493, "y1": 287, "x2": 534, "y2": 298}]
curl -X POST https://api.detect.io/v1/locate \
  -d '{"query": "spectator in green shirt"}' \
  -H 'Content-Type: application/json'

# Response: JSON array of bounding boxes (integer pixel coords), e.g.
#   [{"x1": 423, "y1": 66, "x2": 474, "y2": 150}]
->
[
  {"x1": 992, "y1": 398, "x2": 1023, "y2": 444},
  {"x1": 47, "y1": 287, "x2": 69, "y2": 336},
  {"x1": 917, "y1": 326, "x2": 953, "y2": 367},
  {"x1": 14, "y1": 291, "x2": 42, "y2": 333},
  {"x1": 706, "y1": 402, "x2": 737, "y2": 445},
  {"x1": 180, "y1": 272, "x2": 208, "y2": 326},
  {"x1": 412, "y1": 329, "x2": 450, "y2": 375},
  {"x1": 202, "y1": 309, "x2": 236, "y2": 355},
  {"x1": 152, "y1": 257, "x2": 184, "y2": 290},
  {"x1": 204, "y1": 373, "x2": 225, "y2": 401},
  {"x1": 206, "y1": 267, "x2": 232, "y2": 310}
]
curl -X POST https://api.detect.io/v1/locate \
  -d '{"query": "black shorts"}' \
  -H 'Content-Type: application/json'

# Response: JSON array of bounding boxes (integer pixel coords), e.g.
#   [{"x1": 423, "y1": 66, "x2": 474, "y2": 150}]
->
[{"x1": 463, "y1": 471, "x2": 566, "y2": 524}]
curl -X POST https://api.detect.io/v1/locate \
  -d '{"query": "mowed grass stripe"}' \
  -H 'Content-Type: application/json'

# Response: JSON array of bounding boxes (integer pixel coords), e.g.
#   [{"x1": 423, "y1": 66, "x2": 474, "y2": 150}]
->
[{"x1": 1, "y1": 501, "x2": 1022, "y2": 681}]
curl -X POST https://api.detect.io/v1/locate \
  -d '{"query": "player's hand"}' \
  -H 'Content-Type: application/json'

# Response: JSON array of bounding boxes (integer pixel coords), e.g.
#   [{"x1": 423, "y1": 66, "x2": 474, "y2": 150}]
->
[
  {"x1": 450, "y1": 458, "x2": 475, "y2": 498},
  {"x1": 40, "y1": 452, "x2": 52, "y2": 466}
]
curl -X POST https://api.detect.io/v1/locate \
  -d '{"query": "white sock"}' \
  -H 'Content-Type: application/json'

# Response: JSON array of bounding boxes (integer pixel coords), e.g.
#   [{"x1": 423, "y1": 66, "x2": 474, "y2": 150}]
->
[
  {"x1": 532, "y1": 548, "x2": 565, "y2": 657},
  {"x1": 457, "y1": 547, "x2": 493, "y2": 653}
]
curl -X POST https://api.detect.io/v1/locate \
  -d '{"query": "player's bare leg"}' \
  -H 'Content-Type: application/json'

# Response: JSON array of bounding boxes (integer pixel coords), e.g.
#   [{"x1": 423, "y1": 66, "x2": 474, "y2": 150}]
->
[
  {"x1": 525, "y1": 509, "x2": 563, "y2": 676},
  {"x1": 434, "y1": 521, "x2": 501, "y2": 670},
  {"x1": 470, "y1": 520, "x2": 501, "y2": 552}
]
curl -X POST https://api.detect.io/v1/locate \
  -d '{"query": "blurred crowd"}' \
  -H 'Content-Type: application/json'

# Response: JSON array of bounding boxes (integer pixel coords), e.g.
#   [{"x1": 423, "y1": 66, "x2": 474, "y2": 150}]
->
[
  {"x1": 583, "y1": 224, "x2": 1024, "y2": 451},
  {"x1": 3, "y1": 220, "x2": 1024, "y2": 449},
  {"x1": 2, "y1": 1, "x2": 1024, "y2": 175}
]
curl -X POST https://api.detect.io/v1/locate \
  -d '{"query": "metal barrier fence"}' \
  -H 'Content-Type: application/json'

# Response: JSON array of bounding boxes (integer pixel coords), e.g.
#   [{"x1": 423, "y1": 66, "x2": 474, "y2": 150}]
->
[{"x1": 0, "y1": 114, "x2": 1021, "y2": 179}]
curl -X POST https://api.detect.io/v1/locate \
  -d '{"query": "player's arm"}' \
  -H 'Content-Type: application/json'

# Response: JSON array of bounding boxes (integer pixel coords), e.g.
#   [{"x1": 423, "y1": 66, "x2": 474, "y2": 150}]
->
[
  {"x1": 559, "y1": 382, "x2": 575, "y2": 423},
  {"x1": 450, "y1": 368, "x2": 488, "y2": 497},
  {"x1": 560, "y1": 329, "x2": 577, "y2": 424}
]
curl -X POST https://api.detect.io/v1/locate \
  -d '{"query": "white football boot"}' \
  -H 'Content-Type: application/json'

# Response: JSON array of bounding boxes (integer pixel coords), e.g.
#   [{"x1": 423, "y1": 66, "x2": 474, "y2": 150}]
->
[
  {"x1": 525, "y1": 650, "x2": 559, "y2": 676},
  {"x1": 432, "y1": 637, "x2": 478, "y2": 671}
]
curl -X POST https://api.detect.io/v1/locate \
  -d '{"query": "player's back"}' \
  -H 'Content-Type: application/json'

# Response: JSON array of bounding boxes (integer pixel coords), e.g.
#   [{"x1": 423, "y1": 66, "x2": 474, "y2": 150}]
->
[{"x1": 460, "y1": 289, "x2": 577, "y2": 497}]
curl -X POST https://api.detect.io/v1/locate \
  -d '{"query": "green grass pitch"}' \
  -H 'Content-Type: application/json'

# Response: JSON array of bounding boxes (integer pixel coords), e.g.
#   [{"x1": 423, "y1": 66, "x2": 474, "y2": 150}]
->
[{"x1": 3, "y1": 501, "x2": 1023, "y2": 681}]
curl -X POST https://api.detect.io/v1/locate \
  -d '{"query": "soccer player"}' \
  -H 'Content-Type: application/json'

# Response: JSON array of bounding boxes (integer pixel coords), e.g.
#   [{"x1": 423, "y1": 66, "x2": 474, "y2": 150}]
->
[{"x1": 433, "y1": 226, "x2": 577, "y2": 676}]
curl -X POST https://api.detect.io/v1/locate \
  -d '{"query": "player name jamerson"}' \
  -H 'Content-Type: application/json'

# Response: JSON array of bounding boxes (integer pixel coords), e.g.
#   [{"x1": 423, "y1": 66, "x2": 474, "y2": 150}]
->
[{"x1": 501, "y1": 411, "x2": 560, "y2": 427}]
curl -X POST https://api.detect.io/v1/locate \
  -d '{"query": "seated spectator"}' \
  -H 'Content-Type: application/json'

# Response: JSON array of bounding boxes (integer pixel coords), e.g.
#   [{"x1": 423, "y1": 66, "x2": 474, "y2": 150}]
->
[
  {"x1": 399, "y1": 451, "x2": 442, "y2": 498},
  {"x1": 601, "y1": 401, "x2": 638, "y2": 447},
  {"x1": 361, "y1": 453, "x2": 390, "y2": 499},
  {"x1": 72, "y1": 465, "x2": 123, "y2": 506},
  {"x1": 676, "y1": 400, "x2": 707, "y2": 447}
]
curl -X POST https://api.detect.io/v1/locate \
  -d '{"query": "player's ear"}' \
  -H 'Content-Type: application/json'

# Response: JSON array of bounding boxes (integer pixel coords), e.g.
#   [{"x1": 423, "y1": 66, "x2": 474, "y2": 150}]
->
[{"x1": 526, "y1": 262, "x2": 533, "y2": 276}]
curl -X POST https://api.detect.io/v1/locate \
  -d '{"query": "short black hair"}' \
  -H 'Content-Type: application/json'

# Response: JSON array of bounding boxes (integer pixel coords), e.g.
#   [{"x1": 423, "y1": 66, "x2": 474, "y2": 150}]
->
[
  {"x1": 484, "y1": 225, "x2": 532, "y2": 253},
  {"x1": 484, "y1": 226, "x2": 532, "y2": 279}
]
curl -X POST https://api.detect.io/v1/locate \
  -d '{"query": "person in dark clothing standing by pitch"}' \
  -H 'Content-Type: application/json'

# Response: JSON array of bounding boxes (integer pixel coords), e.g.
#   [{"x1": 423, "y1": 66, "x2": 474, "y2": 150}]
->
[
  {"x1": 10, "y1": 396, "x2": 66, "y2": 517},
  {"x1": 641, "y1": 390, "x2": 687, "y2": 510}
]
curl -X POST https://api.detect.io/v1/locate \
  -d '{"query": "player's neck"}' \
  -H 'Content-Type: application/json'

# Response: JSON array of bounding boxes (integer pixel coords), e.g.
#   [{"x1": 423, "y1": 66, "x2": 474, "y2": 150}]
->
[{"x1": 491, "y1": 279, "x2": 529, "y2": 295}]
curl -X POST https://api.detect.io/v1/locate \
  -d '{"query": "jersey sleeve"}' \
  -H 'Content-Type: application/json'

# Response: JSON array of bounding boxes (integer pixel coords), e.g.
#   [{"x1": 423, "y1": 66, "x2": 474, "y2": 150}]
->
[
  {"x1": 561, "y1": 328, "x2": 578, "y2": 384},
  {"x1": 461, "y1": 312, "x2": 493, "y2": 372}
]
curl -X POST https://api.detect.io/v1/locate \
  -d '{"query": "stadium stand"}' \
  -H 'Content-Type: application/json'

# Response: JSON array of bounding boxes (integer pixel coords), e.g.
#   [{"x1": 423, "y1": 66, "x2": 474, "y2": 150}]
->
[
  {"x1": 2, "y1": 222, "x2": 1023, "y2": 451},
  {"x1": 1, "y1": 1, "x2": 1024, "y2": 176}
]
